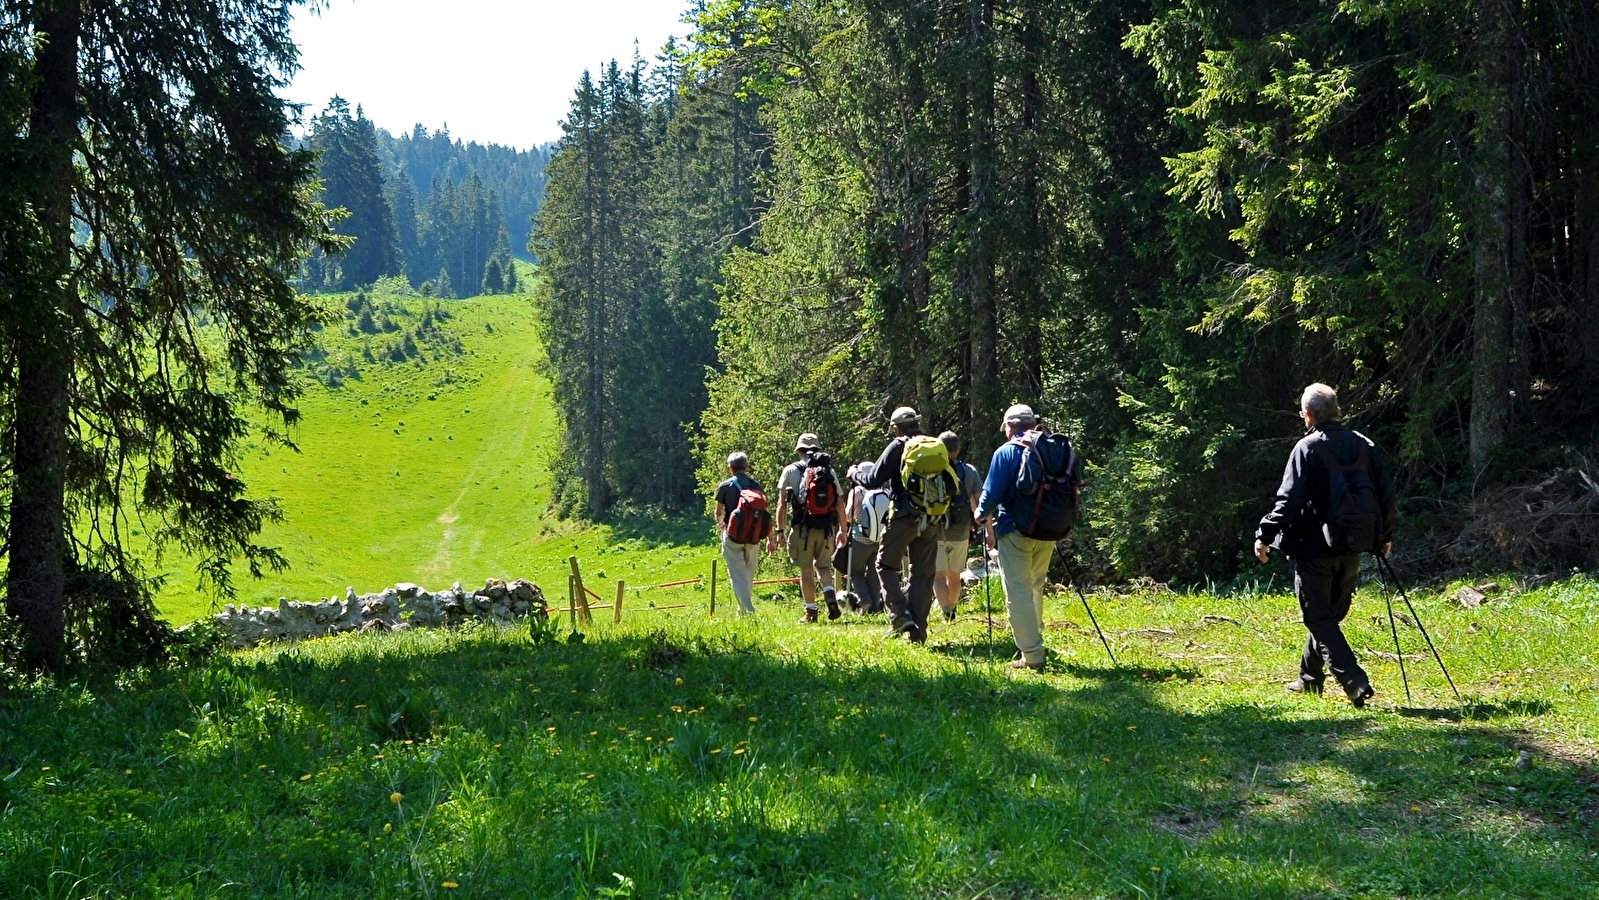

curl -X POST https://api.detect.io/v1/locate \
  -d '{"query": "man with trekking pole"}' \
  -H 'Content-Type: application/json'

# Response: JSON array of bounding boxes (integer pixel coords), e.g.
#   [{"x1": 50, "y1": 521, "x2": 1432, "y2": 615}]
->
[
  {"x1": 976, "y1": 405, "x2": 1086, "y2": 671},
  {"x1": 772, "y1": 434, "x2": 849, "y2": 623},
  {"x1": 852, "y1": 407, "x2": 958, "y2": 643},
  {"x1": 1255, "y1": 383, "x2": 1398, "y2": 708}
]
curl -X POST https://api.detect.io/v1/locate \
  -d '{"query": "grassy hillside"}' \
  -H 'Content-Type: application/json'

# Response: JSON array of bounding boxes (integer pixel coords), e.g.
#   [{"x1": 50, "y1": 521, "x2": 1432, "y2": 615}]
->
[
  {"x1": 155, "y1": 284, "x2": 715, "y2": 625},
  {"x1": 4, "y1": 575, "x2": 1598, "y2": 897}
]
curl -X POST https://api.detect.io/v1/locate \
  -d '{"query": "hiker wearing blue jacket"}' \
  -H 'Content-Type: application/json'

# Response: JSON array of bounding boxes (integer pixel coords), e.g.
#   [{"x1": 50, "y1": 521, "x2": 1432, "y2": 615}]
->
[{"x1": 976, "y1": 404, "x2": 1081, "y2": 671}]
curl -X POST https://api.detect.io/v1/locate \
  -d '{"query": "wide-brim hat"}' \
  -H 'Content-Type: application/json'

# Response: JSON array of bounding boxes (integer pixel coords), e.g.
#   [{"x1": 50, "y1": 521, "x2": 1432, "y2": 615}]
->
[{"x1": 795, "y1": 433, "x2": 821, "y2": 451}]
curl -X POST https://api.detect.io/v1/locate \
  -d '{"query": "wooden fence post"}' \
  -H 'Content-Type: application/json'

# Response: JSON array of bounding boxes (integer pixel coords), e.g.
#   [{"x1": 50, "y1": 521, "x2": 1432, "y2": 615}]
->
[
  {"x1": 569, "y1": 556, "x2": 592, "y2": 625},
  {"x1": 614, "y1": 580, "x2": 624, "y2": 625},
  {"x1": 710, "y1": 559, "x2": 718, "y2": 617},
  {"x1": 567, "y1": 573, "x2": 576, "y2": 631}
]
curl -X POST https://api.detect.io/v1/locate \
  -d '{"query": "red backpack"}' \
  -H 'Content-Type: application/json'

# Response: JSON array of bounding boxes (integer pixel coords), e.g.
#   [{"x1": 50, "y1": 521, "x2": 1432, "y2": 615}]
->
[
  {"x1": 726, "y1": 484, "x2": 772, "y2": 545},
  {"x1": 795, "y1": 453, "x2": 839, "y2": 528}
]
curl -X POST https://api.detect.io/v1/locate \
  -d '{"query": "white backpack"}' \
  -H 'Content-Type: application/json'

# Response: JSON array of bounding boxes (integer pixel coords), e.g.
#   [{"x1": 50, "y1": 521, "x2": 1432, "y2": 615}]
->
[{"x1": 856, "y1": 488, "x2": 892, "y2": 543}]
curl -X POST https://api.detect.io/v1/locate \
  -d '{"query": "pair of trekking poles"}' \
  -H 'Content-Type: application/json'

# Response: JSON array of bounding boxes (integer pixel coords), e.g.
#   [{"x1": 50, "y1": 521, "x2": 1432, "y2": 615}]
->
[
  {"x1": 978, "y1": 541, "x2": 1460, "y2": 706},
  {"x1": 977, "y1": 539, "x2": 1116, "y2": 665}
]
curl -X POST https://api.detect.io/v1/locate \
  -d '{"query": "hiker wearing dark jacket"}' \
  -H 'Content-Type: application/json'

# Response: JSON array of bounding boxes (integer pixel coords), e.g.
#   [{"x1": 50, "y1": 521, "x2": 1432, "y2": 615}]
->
[
  {"x1": 1255, "y1": 383, "x2": 1397, "y2": 708},
  {"x1": 853, "y1": 406, "x2": 941, "y2": 642}
]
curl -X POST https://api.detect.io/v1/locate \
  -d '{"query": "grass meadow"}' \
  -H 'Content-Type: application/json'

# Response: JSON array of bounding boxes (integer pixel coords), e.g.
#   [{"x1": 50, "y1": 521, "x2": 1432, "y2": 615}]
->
[
  {"x1": 4, "y1": 573, "x2": 1599, "y2": 898},
  {"x1": 153, "y1": 284, "x2": 712, "y2": 626}
]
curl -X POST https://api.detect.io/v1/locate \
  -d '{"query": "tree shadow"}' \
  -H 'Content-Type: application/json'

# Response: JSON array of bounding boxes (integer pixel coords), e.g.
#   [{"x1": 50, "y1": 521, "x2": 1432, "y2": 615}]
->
[{"x1": 1, "y1": 624, "x2": 1595, "y2": 898}]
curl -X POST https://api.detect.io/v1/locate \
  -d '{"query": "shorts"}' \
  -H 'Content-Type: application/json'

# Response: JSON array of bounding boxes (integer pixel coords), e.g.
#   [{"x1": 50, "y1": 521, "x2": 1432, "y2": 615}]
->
[
  {"x1": 936, "y1": 538, "x2": 970, "y2": 574},
  {"x1": 787, "y1": 526, "x2": 834, "y2": 570}
]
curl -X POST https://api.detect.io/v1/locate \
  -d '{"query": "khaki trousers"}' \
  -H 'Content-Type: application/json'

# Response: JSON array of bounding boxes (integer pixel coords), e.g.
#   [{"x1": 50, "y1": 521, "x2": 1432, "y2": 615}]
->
[
  {"x1": 721, "y1": 533, "x2": 761, "y2": 615},
  {"x1": 998, "y1": 531, "x2": 1054, "y2": 665}
]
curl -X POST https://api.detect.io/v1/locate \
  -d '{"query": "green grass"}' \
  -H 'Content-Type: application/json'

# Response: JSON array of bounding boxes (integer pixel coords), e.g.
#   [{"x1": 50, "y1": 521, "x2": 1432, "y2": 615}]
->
[
  {"x1": 5, "y1": 574, "x2": 1598, "y2": 898},
  {"x1": 154, "y1": 286, "x2": 714, "y2": 625}
]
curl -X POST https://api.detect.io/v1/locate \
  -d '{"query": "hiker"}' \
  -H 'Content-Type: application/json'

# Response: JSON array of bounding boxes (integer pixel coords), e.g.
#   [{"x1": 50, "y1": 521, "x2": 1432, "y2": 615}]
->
[
  {"x1": 842, "y1": 462, "x2": 890, "y2": 614},
  {"x1": 934, "y1": 431, "x2": 983, "y2": 623},
  {"x1": 770, "y1": 434, "x2": 849, "y2": 622},
  {"x1": 1254, "y1": 383, "x2": 1397, "y2": 708},
  {"x1": 714, "y1": 451, "x2": 770, "y2": 615},
  {"x1": 852, "y1": 407, "x2": 958, "y2": 643},
  {"x1": 976, "y1": 405, "x2": 1083, "y2": 671}
]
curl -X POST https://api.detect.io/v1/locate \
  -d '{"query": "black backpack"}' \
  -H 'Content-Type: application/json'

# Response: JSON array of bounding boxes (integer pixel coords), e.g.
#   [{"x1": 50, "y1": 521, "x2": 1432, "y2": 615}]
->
[
  {"x1": 793, "y1": 453, "x2": 839, "y2": 529},
  {"x1": 1013, "y1": 430, "x2": 1080, "y2": 542},
  {"x1": 1311, "y1": 438, "x2": 1381, "y2": 554}
]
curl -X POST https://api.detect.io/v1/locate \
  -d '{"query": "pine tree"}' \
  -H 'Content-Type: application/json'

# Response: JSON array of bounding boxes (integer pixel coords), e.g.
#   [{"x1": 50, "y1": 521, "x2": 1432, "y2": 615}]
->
[{"x1": 310, "y1": 99, "x2": 399, "y2": 289}]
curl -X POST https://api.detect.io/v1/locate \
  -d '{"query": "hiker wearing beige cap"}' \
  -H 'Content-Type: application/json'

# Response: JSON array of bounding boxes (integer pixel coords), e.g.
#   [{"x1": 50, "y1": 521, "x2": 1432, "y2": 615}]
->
[
  {"x1": 772, "y1": 433, "x2": 848, "y2": 622},
  {"x1": 851, "y1": 406, "x2": 957, "y2": 643}
]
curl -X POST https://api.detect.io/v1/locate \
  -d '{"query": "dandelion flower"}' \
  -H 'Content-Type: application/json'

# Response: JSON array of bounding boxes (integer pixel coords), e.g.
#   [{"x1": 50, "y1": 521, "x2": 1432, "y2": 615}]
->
[
  {"x1": 443, "y1": 882, "x2": 459, "y2": 889},
  {"x1": 748, "y1": 716, "x2": 758, "y2": 723},
  {"x1": 674, "y1": 677, "x2": 683, "y2": 686},
  {"x1": 384, "y1": 823, "x2": 393, "y2": 833},
  {"x1": 733, "y1": 748, "x2": 746, "y2": 756},
  {"x1": 1410, "y1": 805, "x2": 1422, "y2": 813},
  {"x1": 1126, "y1": 726, "x2": 1137, "y2": 731},
  {"x1": 390, "y1": 792, "x2": 404, "y2": 804},
  {"x1": 711, "y1": 748, "x2": 722, "y2": 754},
  {"x1": 124, "y1": 769, "x2": 133, "y2": 775},
  {"x1": 585, "y1": 773, "x2": 595, "y2": 780},
  {"x1": 1102, "y1": 756, "x2": 1112, "y2": 763},
  {"x1": 546, "y1": 727, "x2": 556, "y2": 733},
  {"x1": 300, "y1": 774, "x2": 312, "y2": 782},
  {"x1": 1151, "y1": 866, "x2": 1161, "y2": 872}
]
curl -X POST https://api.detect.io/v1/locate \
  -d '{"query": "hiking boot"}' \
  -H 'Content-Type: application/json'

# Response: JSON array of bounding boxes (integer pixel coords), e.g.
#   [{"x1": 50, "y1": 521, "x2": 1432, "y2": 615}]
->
[
  {"x1": 1010, "y1": 656, "x2": 1045, "y2": 672},
  {"x1": 943, "y1": 607, "x2": 957, "y2": 624},
  {"x1": 884, "y1": 619, "x2": 914, "y2": 640},
  {"x1": 798, "y1": 607, "x2": 819, "y2": 624},
  {"x1": 825, "y1": 597, "x2": 841, "y2": 620},
  {"x1": 1344, "y1": 681, "x2": 1375, "y2": 709},
  {"x1": 1285, "y1": 676, "x2": 1323, "y2": 696}
]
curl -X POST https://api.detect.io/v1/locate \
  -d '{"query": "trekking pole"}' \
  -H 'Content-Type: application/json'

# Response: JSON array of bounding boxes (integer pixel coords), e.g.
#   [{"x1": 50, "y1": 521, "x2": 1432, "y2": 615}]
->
[
  {"x1": 1055, "y1": 544, "x2": 1117, "y2": 666},
  {"x1": 1377, "y1": 554, "x2": 1461, "y2": 703},
  {"x1": 1373, "y1": 558, "x2": 1412, "y2": 703},
  {"x1": 983, "y1": 545, "x2": 994, "y2": 662}
]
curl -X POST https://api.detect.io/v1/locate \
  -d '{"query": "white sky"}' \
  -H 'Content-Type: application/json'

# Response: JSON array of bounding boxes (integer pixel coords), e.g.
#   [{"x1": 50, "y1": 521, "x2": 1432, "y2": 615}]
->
[{"x1": 285, "y1": 0, "x2": 692, "y2": 149}]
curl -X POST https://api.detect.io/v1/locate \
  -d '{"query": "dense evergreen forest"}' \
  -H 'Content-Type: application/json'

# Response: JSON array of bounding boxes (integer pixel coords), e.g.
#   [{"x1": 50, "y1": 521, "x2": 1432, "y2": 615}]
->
[
  {"x1": 537, "y1": 0, "x2": 1599, "y2": 581},
  {"x1": 300, "y1": 99, "x2": 550, "y2": 296}
]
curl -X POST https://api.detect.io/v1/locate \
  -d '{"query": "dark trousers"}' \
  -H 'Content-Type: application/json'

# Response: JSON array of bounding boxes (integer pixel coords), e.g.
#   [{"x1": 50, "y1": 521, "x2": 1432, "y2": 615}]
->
[
  {"x1": 847, "y1": 535, "x2": 884, "y2": 613},
  {"x1": 876, "y1": 515, "x2": 937, "y2": 641},
  {"x1": 1294, "y1": 553, "x2": 1370, "y2": 689}
]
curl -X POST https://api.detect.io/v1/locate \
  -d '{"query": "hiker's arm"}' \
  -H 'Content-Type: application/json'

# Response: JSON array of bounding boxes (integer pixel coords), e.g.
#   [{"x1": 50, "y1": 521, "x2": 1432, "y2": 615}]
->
[
  {"x1": 855, "y1": 442, "x2": 900, "y2": 489},
  {"x1": 835, "y1": 475, "x2": 848, "y2": 537},
  {"x1": 1255, "y1": 443, "x2": 1312, "y2": 557},
  {"x1": 715, "y1": 500, "x2": 726, "y2": 532},
  {"x1": 976, "y1": 447, "x2": 1012, "y2": 524}
]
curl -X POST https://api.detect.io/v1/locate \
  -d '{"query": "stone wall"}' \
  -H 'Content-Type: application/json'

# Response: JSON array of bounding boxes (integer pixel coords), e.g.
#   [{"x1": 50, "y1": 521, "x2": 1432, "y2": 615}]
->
[{"x1": 201, "y1": 579, "x2": 547, "y2": 648}]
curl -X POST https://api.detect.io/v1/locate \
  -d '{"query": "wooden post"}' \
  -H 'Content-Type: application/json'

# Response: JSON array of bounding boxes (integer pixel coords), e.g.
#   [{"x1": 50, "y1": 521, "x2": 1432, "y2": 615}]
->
[
  {"x1": 567, "y1": 574, "x2": 576, "y2": 632},
  {"x1": 569, "y1": 556, "x2": 592, "y2": 624},
  {"x1": 613, "y1": 580, "x2": 624, "y2": 625},
  {"x1": 709, "y1": 559, "x2": 718, "y2": 617}
]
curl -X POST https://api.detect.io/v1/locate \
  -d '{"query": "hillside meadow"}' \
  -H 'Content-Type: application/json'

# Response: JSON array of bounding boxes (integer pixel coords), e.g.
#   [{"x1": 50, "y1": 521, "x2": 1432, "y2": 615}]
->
[{"x1": 154, "y1": 282, "x2": 714, "y2": 626}]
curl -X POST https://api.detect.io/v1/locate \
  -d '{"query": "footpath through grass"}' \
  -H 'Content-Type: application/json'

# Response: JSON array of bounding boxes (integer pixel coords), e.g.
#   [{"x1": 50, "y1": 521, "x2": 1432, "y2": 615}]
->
[
  {"x1": 154, "y1": 286, "x2": 712, "y2": 625},
  {"x1": 5, "y1": 574, "x2": 1598, "y2": 898}
]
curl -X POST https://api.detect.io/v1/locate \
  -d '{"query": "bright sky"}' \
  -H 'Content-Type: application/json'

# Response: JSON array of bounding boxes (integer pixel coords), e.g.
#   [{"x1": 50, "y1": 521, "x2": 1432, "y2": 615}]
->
[{"x1": 286, "y1": 0, "x2": 692, "y2": 149}]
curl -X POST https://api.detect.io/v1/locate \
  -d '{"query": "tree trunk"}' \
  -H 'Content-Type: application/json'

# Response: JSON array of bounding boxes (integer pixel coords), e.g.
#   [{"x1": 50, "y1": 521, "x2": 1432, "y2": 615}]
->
[
  {"x1": 8, "y1": 0, "x2": 79, "y2": 673},
  {"x1": 1470, "y1": 0, "x2": 1514, "y2": 477},
  {"x1": 966, "y1": 0, "x2": 998, "y2": 442}
]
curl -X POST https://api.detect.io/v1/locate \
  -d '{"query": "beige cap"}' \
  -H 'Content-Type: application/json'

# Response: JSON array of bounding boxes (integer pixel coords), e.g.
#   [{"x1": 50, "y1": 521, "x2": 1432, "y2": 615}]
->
[
  {"x1": 890, "y1": 406, "x2": 920, "y2": 426},
  {"x1": 795, "y1": 433, "x2": 821, "y2": 451},
  {"x1": 1003, "y1": 404, "x2": 1037, "y2": 425}
]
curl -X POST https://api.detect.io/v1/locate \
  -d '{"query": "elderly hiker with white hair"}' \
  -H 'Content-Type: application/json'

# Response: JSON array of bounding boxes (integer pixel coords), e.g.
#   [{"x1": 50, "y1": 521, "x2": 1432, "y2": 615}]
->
[
  {"x1": 976, "y1": 404, "x2": 1083, "y2": 671},
  {"x1": 852, "y1": 406, "x2": 958, "y2": 643},
  {"x1": 1255, "y1": 383, "x2": 1398, "y2": 707}
]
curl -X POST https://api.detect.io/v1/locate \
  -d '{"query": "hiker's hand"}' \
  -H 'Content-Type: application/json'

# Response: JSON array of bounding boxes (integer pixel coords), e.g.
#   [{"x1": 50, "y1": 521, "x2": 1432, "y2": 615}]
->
[
  {"x1": 1253, "y1": 539, "x2": 1270, "y2": 564},
  {"x1": 1381, "y1": 541, "x2": 1392, "y2": 558}
]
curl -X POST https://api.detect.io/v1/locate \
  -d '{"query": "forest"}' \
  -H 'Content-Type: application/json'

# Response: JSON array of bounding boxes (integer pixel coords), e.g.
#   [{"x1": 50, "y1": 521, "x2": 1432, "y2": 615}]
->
[
  {"x1": 536, "y1": 0, "x2": 1599, "y2": 582},
  {"x1": 299, "y1": 98, "x2": 549, "y2": 297}
]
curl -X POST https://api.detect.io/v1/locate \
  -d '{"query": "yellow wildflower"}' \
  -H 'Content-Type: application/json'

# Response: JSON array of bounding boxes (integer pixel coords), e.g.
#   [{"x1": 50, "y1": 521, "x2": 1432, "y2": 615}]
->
[{"x1": 390, "y1": 792, "x2": 403, "y2": 804}]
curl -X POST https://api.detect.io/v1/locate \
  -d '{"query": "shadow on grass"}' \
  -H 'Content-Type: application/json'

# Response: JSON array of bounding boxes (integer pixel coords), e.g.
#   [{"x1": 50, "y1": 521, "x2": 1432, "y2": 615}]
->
[
  {"x1": 1, "y1": 624, "x2": 1596, "y2": 898},
  {"x1": 603, "y1": 506, "x2": 716, "y2": 549}
]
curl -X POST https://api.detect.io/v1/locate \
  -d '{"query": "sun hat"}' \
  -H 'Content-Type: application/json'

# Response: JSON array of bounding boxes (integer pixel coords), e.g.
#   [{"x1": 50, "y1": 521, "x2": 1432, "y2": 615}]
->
[
  {"x1": 890, "y1": 406, "x2": 920, "y2": 426},
  {"x1": 795, "y1": 433, "x2": 821, "y2": 451}
]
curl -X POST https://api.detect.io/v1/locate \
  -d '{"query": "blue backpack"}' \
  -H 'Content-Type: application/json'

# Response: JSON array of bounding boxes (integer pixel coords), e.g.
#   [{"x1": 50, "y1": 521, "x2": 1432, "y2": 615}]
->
[{"x1": 1012, "y1": 430, "x2": 1080, "y2": 541}]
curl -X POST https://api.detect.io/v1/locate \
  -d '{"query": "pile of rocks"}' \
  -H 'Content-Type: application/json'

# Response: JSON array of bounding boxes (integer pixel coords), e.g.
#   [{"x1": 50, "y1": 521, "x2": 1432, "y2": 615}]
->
[{"x1": 203, "y1": 578, "x2": 547, "y2": 648}]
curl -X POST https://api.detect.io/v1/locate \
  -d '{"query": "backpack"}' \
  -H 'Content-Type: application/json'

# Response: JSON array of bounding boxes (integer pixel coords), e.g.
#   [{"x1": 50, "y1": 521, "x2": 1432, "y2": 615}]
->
[
  {"x1": 1311, "y1": 438, "x2": 1381, "y2": 554},
  {"x1": 1012, "y1": 430, "x2": 1079, "y2": 542},
  {"x1": 856, "y1": 488, "x2": 892, "y2": 543},
  {"x1": 726, "y1": 483, "x2": 772, "y2": 545},
  {"x1": 900, "y1": 435, "x2": 958, "y2": 520},
  {"x1": 946, "y1": 459, "x2": 978, "y2": 527},
  {"x1": 793, "y1": 453, "x2": 839, "y2": 529}
]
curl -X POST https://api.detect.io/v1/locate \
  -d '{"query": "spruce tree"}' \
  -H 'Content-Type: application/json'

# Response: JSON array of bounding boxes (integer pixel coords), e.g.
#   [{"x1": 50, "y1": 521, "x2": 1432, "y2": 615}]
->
[{"x1": 1, "y1": 0, "x2": 339, "y2": 670}]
